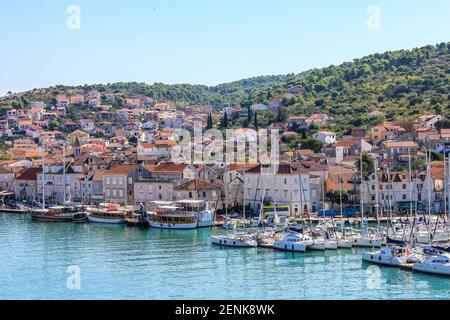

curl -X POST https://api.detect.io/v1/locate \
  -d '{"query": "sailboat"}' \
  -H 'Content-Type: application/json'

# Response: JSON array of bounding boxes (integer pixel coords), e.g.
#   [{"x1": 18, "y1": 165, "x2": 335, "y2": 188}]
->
[
  {"x1": 211, "y1": 162, "x2": 257, "y2": 248},
  {"x1": 362, "y1": 245, "x2": 421, "y2": 266},
  {"x1": 412, "y1": 154, "x2": 450, "y2": 276},
  {"x1": 31, "y1": 141, "x2": 86, "y2": 222},
  {"x1": 362, "y1": 148, "x2": 426, "y2": 267},
  {"x1": 353, "y1": 154, "x2": 383, "y2": 247}
]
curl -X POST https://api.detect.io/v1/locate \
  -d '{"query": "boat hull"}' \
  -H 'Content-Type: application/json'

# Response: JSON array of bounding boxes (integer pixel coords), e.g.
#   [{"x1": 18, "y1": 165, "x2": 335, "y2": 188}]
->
[
  {"x1": 413, "y1": 263, "x2": 450, "y2": 276},
  {"x1": 362, "y1": 252, "x2": 404, "y2": 267},
  {"x1": 353, "y1": 238, "x2": 383, "y2": 248},
  {"x1": 308, "y1": 241, "x2": 326, "y2": 251},
  {"x1": 211, "y1": 236, "x2": 257, "y2": 247},
  {"x1": 337, "y1": 239, "x2": 353, "y2": 248},
  {"x1": 273, "y1": 242, "x2": 307, "y2": 253},
  {"x1": 325, "y1": 241, "x2": 338, "y2": 250},
  {"x1": 87, "y1": 215, "x2": 125, "y2": 224},
  {"x1": 0, "y1": 207, "x2": 28, "y2": 214},
  {"x1": 31, "y1": 215, "x2": 74, "y2": 222},
  {"x1": 197, "y1": 211, "x2": 215, "y2": 228},
  {"x1": 150, "y1": 221, "x2": 197, "y2": 230}
]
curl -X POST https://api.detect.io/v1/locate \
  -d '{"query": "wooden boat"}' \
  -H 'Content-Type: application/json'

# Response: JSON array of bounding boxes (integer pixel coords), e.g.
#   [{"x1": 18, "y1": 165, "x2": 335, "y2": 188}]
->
[
  {"x1": 147, "y1": 201, "x2": 198, "y2": 230},
  {"x1": 87, "y1": 204, "x2": 128, "y2": 224},
  {"x1": 31, "y1": 206, "x2": 86, "y2": 222}
]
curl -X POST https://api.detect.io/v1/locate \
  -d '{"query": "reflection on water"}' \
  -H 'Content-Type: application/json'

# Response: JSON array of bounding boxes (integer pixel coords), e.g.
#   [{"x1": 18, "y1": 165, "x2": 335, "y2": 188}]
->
[{"x1": 0, "y1": 213, "x2": 448, "y2": 300}]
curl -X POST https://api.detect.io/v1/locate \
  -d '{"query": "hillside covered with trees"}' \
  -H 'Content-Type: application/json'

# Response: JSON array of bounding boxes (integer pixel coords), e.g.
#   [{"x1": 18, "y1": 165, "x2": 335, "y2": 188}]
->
[{"x1": 1, "y1": 42, "x2": 449, "y2": 127}]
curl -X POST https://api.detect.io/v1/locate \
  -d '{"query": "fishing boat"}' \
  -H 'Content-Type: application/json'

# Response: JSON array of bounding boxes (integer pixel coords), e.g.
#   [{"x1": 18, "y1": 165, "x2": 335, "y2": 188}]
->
[
  {"x1": 362, "y1": 246, "x2": 420, "y2": 267},
  {"x1": 413, "y1": 254, "x2": 450, "y2": 276},
  {"x1": 210, "y1": 233, "x2": 257, "y2": 247},
  {"x1": 125, "y1": 213, "x2": 150, "y2": 228},
  {"x1": 272, "y1": 233, "x2": 313, "y2": 253},
  {"x1": 87, "y1": 204, "x2": 128, "y2": 224},
  {"x1": 31, "y1": 206, "x2": 87, "y2": 222}
]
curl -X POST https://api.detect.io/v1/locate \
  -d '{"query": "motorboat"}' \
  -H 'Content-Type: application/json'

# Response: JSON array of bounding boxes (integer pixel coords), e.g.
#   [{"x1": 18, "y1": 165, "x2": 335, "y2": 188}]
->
[
  {"x1": 210, "y1": 233, "x2": 257, "y2": 247},
  {"x1": 413, "y1": 254, "x2": 450, "y2": 276},
  {"x1": 362, "y1": 246, "x2": 421, "y2": 267},
  {"x1": 272, "y1": 233, "x2": 313, "y2": 253}
]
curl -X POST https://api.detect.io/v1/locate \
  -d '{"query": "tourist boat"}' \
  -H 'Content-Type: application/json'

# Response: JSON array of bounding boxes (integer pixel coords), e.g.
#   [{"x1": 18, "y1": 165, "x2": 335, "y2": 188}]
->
[
  {"x1": 31, "y1": 206, "x2": 87, "y2": 222},
  {"x1": 147, "y1": 201, "x2": 198, "y2": 229},
  {"x1": 272, "y1": 233, "x2": 313, "y2": 253},
  {"x1": 362, "y1": 246, "x2": 420, "y2": 267},
  {"x1": 87, "y1": 204, "x2": 128, "y2": 224},
  {"x1": 210, "y1": 233, "x2": 257, "y2": 248},
  {"x1": 413, "y1": 254, "x2": 450, "y2": 276},
  {"x1": 176, "y1": 200, "x2": 215, "y2": 228}
]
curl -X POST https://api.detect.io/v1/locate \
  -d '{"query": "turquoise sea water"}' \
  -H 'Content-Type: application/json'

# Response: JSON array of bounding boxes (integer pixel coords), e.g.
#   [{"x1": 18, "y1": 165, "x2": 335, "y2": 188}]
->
[{"x1": 0, "y1": 213, "x2": 449, "y2": 300}]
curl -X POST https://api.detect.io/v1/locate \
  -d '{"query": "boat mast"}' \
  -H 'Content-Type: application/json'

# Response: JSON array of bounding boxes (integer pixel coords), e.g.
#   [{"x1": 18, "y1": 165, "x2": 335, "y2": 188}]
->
[
  {"x1": 408, "y1": 147, "x2": 413, "y2": 223},
  {"x1": 360, "y1": 152, "x2": 364, "y2": 227},
  {"x1": 243, "y1": 164, "x2": 245, "y2": 229},
  {"x1": 224, "y1": 161, "x2": 228, "y2": 219},
  {"x1": 448, "y1": 155, "x2": 450, "y2": 245},
  {"x1": 374, "y1": 158, "x2": 381, "y2": 234},
  {"x1": 63, "y1": 141, "x2": 66, "y2": 205},
  {"x1": 426, "y1": 150, "x2": 433, "y2": 245},
  {"x1": 41, "y1": 140, "x2": 45, "y2": 209}
]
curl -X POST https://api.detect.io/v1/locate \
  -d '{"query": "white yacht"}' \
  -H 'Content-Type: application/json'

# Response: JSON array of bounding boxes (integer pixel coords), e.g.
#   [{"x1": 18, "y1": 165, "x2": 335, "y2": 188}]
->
[
  {"x1": 362, "y1": 246, "x2": 420, "y2": 267},
  {"x1": 210, "y1": 233, "x2": 258, "y2": 248},
  {"x1": 272, "y1": 233, "x2": 313, "y2": 253},
  {"x1": 308, "y1": 238, "x2": 327, "y2": 251},
  {"x1": 413, "y1": 254, "x2": 450, "y2": 276},
  {"x1": 352, "y1": 227, "x2": 383, "y2": 247}
]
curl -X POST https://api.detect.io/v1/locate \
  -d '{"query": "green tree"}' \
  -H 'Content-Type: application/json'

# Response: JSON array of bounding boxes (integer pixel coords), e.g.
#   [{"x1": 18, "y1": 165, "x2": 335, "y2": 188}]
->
[
  {"x1": 221, "y1": 112, "x2": 228, "y2": 128},
  {"x1": 355, "y1": 152, "x2": 375, "y2": 178},
  {"x1": 300, "y1": 138, "x2": 323, "y2": 153}
]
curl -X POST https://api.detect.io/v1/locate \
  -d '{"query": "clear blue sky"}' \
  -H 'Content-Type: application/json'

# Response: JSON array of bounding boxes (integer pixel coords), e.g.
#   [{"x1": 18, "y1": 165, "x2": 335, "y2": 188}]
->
[{"x1": 0, "y1": 0, "x2": 449, "y2": 95}]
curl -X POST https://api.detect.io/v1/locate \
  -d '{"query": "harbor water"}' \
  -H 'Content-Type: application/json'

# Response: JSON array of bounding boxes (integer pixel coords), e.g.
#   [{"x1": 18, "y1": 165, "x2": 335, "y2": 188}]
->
[{"x1": 0, "y1": 213, "x2": 449, "y2": 300}]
